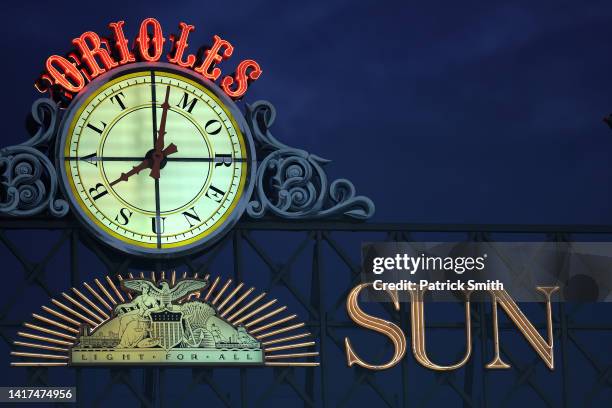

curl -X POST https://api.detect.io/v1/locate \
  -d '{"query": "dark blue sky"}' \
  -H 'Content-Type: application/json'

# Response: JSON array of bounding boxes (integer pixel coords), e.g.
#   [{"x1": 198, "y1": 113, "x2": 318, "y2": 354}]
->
[
  {"x1": 2, "y1": 3, "x2": 612, "y2": 406},
  {"x1": 2, "y1": 0, "x2": 612, "y2": 224}
]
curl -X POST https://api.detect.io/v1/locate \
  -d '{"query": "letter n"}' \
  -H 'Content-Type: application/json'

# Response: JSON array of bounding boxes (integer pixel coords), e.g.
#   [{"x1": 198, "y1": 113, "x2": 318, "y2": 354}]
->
[{"x1": 487, "y1": 287, "x2": 558, "y2": 370}]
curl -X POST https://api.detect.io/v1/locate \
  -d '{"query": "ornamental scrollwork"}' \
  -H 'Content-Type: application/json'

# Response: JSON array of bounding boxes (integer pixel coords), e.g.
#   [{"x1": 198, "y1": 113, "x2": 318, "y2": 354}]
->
[
  {"x1": 245, "y1": 101, "x2": 375, "y2": 220},
  {"x1": 0, "y1": 98, "x2": 68, "y2": 217}
]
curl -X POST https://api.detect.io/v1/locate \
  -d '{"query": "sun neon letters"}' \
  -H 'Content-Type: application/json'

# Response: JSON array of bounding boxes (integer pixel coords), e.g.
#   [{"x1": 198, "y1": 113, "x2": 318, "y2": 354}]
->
[
  {"x1": 36, "y1": 18, "x2": 262, "y2": 104},
  {"x1": 344, "y1": 285, "x2": 558, "y2": 371}
]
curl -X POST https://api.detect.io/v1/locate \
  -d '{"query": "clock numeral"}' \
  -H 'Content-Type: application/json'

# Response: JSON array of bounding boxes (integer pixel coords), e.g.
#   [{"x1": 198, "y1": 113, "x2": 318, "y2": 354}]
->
[
  {"x1": 114, "y1": 208, "x2": 133, "y2": 226},
  {"x1": 89, "y1": 183, "x2": 108, "y2": 201},
  {"x1": 205, "y1": 185, "x2": 226, "y2": 203},
  {"x1": 177, "y1": 92, "x2": 198, "y2": 113},
  {"x1": 81, "y1": 152, "x2": 98, "y2": 166},
  {"x1": 151, "y1": 217, "x2": 166, "y2": 233},
  {"x1": 86, "y1": 121, "x2": 107, "y2": 135},
  {"x1": 110, "y1": 92, "x2": 127, "y2": 110},
  {"x1": 204, "y1": 119, "x2": 222, "y2": 135},
  {"x1": 215, "y1": 154, "x2": 232, "y2": 168},
  {"x1": 182, "y1": 207, "x2": 201, "y2": 228}
]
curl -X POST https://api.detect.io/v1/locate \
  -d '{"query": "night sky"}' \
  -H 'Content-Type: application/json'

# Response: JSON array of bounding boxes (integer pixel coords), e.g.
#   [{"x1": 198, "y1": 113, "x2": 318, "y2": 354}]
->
[
  {"x1": 3, "y1": 0, "x2": 612, "y2": 225},
  {"x1": 1, "y1": 2, "x2": 612, "y2": 406}
]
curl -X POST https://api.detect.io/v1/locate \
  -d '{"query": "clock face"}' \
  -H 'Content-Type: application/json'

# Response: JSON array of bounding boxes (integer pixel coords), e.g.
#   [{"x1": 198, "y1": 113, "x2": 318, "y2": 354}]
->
[{"x1": 57, "y1": 64, "x2": 255, "y2": 257}]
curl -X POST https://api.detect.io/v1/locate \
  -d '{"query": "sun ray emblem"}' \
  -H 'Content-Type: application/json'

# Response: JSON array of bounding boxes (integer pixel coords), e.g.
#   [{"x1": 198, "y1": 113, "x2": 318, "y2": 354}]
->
[{"x1": 10, "y1": 271, "x2": 319, "y2": 367}]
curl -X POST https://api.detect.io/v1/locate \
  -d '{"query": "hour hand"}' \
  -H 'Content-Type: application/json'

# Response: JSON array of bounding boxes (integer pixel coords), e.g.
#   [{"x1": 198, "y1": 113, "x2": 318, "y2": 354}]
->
[
  {"x1": 149, "y1": 143, "x2": 178, "y2": 179},
  {"x1": 109, "y1": 158, "x2": 151, "y2": 187}
]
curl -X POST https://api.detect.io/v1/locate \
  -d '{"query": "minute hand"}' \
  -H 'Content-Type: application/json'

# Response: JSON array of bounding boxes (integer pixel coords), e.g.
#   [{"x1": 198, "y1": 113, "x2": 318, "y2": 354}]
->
[
  {"x1": 155, "y1": 86, "x2": 171, "y2": 151},
  {"x1": 150, "y1": 86, "x2": 175, "y2": 179}
]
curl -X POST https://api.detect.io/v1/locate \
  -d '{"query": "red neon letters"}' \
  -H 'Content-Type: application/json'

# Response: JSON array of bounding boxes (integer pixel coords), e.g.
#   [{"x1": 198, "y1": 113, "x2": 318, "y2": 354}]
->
[
  {"x1": 36, "y1": 18, "x2": 262, "y2": 103},
  {"x1": 108, "y1": 21, "x2": 135, "y2": 65},
  {"x1": 195, "y1": 35, "x2": 234, "y2": 81},
  {"x1": 136, "y1": 18, "x2": 165, "y2": 62},
  {"x1": 222, "y1": 59, "x2": 263, "y2": 99},
  {"x1": 72, "y1": 31, "x2": 118, "y2": 78},
  {"x1": 45, "y1": 55, "x2": 85, "y2": 93},
  {"x1": 167, "y1": 22, "x2": 196, "y2": 68}
]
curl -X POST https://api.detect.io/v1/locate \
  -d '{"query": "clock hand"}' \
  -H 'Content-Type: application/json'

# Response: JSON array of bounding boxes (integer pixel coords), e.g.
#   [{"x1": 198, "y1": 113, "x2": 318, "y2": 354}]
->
[
  {"x1": 155, "y1": 85, "x2": 171, "y2": 152},
  {"x1": 109, "y1": 158, "x2": 151, "y2": 187},
  {"x1": 149, "y1": 143, "x2": 179, "y2": 179},
  {"x1": 150, "y1": 71, "x2": 162, "y2": 248},
  {"x1": 149, "y1": 85, "x2": 176, "y2": 179},
  {"x1": 109, "y1": 143, "x2": 178, "y2": 186},
  {"x1": 162, "y1": 142, "x2": 178, "y2": 155}
]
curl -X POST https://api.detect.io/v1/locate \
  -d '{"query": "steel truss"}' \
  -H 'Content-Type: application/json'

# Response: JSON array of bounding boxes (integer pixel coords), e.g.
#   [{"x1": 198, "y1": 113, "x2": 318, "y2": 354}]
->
[{"x1": 1, "y1": 218, "x2": 611, "y2": 407}]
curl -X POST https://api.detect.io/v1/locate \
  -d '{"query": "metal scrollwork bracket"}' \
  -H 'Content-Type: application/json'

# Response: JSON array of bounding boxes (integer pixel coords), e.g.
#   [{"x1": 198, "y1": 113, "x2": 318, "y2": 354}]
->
[
  {"x1": 244, "y1": 101, "x2": 375, "y2": 220},
  {"x1": 0, "y1": 99, "x2": 68, "y2": 217}
]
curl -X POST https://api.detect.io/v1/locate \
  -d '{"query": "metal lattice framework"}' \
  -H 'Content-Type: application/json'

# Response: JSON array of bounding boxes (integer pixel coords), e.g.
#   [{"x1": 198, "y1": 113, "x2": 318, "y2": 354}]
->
[{"x1": 1, "y1": 218, "x2": 611, "y2": 407}]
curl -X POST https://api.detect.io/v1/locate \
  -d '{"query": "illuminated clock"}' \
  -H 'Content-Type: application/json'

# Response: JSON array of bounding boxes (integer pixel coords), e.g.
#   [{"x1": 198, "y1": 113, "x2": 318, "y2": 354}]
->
[{"x1": 57, "y1": 63, "x2": 255, "y2": 257}]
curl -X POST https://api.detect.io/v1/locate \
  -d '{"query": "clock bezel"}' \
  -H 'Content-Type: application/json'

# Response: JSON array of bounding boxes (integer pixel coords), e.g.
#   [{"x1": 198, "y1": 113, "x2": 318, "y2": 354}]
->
[{"x1": 56, "y1": 62, "x2": 256, "y2": 258}]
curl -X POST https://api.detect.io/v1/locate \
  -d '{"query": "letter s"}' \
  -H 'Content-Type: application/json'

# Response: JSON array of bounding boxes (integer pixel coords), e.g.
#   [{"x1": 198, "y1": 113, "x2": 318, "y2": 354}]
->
[
  {"x1": 344, "y1": 283, "x2": 406, "y2": 370},
  {"x1": 476, "y1": 257, "x2": 486, "y2": 270},
  {"x1": 221, "y1": 59, "x2": 262, "y2": 99}
]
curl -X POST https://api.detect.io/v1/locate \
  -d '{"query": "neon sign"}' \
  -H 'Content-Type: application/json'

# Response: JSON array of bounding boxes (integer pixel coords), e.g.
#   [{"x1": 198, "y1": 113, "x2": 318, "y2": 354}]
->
[{"x1": 35, "y1": 18, "x2": 262, "y2": 105}]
